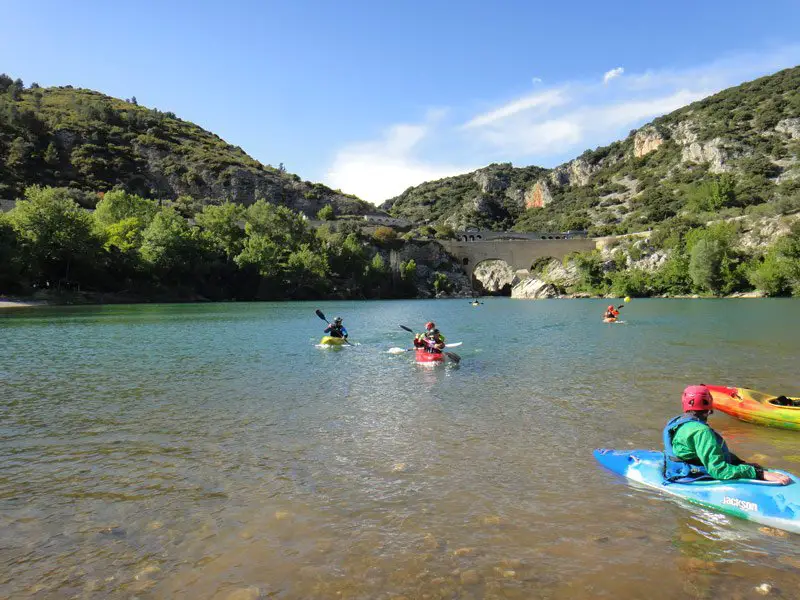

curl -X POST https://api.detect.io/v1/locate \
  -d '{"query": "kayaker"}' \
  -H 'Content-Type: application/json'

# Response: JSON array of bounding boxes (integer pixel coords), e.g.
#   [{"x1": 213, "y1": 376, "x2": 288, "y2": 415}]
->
[
  {"x1": 324, "y1": 316, "x2": 348, "y2": 339},
  {"x1": 414, "y1": 322, "x2": 445, "y2": 353},
  {"x1": 604, "y1": 305, "x2": 620, "y2": 320},
  {"x1": 663, "y1": 385, "x2": 790, "y2": 484}
]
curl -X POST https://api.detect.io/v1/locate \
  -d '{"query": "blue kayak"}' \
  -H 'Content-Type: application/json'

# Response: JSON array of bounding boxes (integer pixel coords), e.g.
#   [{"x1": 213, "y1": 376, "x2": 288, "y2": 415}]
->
[{"x1": 594, "y1": 449, "x2": 800, "y2": 534}]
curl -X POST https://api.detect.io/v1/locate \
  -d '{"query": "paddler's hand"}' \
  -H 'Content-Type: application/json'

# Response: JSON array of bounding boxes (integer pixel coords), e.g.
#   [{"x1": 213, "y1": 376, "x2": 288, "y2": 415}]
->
[{"x1": 763, "y1": 471, "x2": 791, "y2": 485}]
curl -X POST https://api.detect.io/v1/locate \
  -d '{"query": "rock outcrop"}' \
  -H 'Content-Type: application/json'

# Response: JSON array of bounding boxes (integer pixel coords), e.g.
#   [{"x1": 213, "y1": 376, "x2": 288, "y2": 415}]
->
[
  {"x1": 633, "y1": 127, "x2": 665, "y2": 158},
  {"x1": 681, "y1": 138, "x2": 728, "y2": 173},
  {"x1": 549, "y1": 157, "x2": 595, "y2": 187},
  {"x1": 473, "y1": 260, "x2": 518, "y2": 294},
  {"x1": 775, "y1": 118, "x2": 800, "y2": 140},
  {"x1": 525, "y1": 180, "x2": 553, "y2": 208},
  {"x1": 511, "y1": 278, "x2": 558, "y2": 299}
]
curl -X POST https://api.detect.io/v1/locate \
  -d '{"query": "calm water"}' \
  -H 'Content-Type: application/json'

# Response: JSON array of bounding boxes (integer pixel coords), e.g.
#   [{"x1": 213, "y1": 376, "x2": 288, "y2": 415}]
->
[{"x1": 1, "y1": 299, "x2": 799, "y2": 599}]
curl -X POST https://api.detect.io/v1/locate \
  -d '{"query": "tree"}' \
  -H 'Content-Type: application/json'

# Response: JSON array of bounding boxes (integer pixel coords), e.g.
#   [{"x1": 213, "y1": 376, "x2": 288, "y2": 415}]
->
[
  {"x1": 43, "y1": 142, "x2": 59, "y2": 166},
  {"x1": 372, "y1": 226, "x2": 398, "y2": 246},
  {"x1": 286, "y1": 244, "x2": 329, "y2": 294},
  {"x1": 316, "y1": 205, "x2": 335, "y2": 221},
  {"x1": 433, "y1": 272, "x2": 452, "y2": 295},
  {"x1": 139, "y1": 207, "x2": 198, "y2": 276},
  {"x1": 195, "y1": 202, "x2": 246, "y2": 259},
  {"x1": 689, "y1": 238, "x2": 723, "y2": 294},
  {"x1": 94, "y1": 189, "x2": 157, "y2": 230},
  {"x1": 8, "y1": 186, "x2": 100, "y2": 288},
  {"x1": 234, "y1": 233, "x2": 283, "y2": 279},
  {"x1": 400, "y1": 258, "x2": 417, "y2": 281},
  {"x1": 0, "y1": 214, "x2": 21, "y2": 290},
  {"x1": 6, "y1": 137, "x2": 32, "y2": 167}
]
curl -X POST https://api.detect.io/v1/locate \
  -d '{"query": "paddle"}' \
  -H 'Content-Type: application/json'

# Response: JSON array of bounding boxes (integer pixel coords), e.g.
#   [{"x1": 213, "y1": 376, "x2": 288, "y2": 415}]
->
[
  {"x1": 398, "y1": 325, "x2": 461, "y2": 364},
  {"x1": 387, "y1": 341, "x2": 462, "y2": 354},
  {"x1": 315, "y1": 309, "x2": 353, "y2": 346}
]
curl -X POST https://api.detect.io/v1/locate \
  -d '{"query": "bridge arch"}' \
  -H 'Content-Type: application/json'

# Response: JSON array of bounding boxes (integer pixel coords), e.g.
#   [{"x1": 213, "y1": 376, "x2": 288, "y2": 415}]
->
[{"x1": 438, "y1": 237, "x2": 597, "y2": 283}]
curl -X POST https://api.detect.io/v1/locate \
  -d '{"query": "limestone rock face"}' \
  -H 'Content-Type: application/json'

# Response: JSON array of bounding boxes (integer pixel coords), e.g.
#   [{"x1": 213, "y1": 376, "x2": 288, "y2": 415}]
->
[
  {"x1": 681, "y1": 138, "x2": 727, "y2": 173},
  {"x1": 539, "y1": 259, "x2": 580, "y2": 287},
  {"x1": 473, "y1": 260, "x2": 517, "y2": 294},
  {"x1": 473, "y1": 169, "x2": 509, "y2": 193},
  {"x1": 776, "y1": 118, "x2": 800, "y2": 140},
  {"x1": 525, "y1": 180, "x2": 553, "y2": 209},
  {"x1": 548, "y1": 157, "x2": 595, "y2": 188},
  {"x1": 671, "y1": 121, "x2": 698, "y2": 145},
  {"x1": 633, "y1": 127, "x2": 664, "y2": 157},
  {"x1": 511, "y1": 278, "x2": 558, "y2": 299}
]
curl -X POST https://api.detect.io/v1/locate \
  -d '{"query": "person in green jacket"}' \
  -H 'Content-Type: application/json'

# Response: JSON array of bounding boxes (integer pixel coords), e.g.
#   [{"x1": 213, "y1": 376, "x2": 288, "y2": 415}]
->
[{"x1": 663, "y1": 385, "x2": 790, "y2": 484}]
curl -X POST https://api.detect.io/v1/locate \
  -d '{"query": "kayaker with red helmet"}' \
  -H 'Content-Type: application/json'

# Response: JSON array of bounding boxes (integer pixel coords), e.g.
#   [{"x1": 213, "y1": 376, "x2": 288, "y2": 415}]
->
[
  {"x1": 413, "y1": 321, "x2": 446, "y2": 353},
  {"x1": 604, "y1": 305, "x2": 620, "y2": 320},
  {"x1": 663, "y1": 385, "x2": 790, "y2": 484}
]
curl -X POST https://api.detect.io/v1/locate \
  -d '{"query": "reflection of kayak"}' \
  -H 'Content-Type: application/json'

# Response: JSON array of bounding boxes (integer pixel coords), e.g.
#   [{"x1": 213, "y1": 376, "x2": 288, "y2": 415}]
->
[
  {"x1": 320, "y1": 336, "x2": 346, "y2": 346},
  {"x1": 706, "y1": 385, "x2": 800, "y2": 431},
  {"x1": 594, "y1": 449, "x2": 800, "y2": 533},
  {"x1": 415, "y1": 349, "x2": 445, "y2": 364}
]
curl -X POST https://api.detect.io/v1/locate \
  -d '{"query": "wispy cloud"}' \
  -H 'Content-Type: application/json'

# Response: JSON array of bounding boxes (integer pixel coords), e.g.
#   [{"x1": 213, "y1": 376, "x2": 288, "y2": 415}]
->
[
  {"x1": 603, "y1": 67, "x2": 624, "y2": 84},
  {"x1": 462, "y1": 88, "x2": 568, "y2": 129},
  {"x1": 324, "y1": 44, "x2": 800, "y2": 203}
]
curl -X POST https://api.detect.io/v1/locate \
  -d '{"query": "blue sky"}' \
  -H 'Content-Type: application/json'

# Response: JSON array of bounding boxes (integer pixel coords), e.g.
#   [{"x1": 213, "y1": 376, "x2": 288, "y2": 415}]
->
[{"x1": 4, "y1": 1, "x2": 800, "y2": 203}]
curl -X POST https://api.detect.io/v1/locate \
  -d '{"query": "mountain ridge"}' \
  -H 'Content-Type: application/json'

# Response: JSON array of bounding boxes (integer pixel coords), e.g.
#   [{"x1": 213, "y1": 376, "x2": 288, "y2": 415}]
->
[
  {"x1": 0, "y1": 75, "x2": 374, "y2": 217},
  {"x1": 382, "y1": 66, "x2": 800, "y2": 233}
]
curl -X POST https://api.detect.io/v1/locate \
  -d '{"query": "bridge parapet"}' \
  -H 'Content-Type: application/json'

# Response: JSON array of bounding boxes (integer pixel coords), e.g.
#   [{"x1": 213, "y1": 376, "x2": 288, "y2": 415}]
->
[{"x1": 438, "y1": 237, "x2": 598, "y2": 276}]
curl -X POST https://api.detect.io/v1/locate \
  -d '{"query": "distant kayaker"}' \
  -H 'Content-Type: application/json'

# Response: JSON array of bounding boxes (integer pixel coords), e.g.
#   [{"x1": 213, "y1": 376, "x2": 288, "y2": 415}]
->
[
  {"x1": 414, "y1": 321, "x2": 446, "y2": 353},
  {"x1": 663, "y1": 385, "x2": 790, "y2": 484},
  {"x1": 324, "y1": 316, "x2": 348, "y2": 339},
  {"x1": 604, "y1": 305, "x2": 620, "y2": 320}
]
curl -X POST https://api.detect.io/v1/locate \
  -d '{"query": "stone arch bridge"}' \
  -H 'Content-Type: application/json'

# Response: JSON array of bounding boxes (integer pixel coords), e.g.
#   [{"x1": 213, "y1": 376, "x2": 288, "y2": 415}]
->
[{"x1": 437, "y1": 237, "x2": 599, "y2": 280}]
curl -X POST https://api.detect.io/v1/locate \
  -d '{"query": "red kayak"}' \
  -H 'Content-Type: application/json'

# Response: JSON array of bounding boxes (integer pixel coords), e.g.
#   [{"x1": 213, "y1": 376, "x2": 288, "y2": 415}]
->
[{"x1": 415, "y1": 349, "x2": 445, "y2": 364}]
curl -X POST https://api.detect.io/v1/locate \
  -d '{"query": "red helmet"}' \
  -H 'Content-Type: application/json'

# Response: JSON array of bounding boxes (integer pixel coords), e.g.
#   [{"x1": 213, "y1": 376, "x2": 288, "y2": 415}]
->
[
  {"x1": 607, "y1": 305, "x2": 614, "y2": 310},
  {"x1": 425, "y1": 321, "x2": 435, "y2": 330},
  {"x1": 682, "y1": 385, "x2": 713, "y2": 412}
]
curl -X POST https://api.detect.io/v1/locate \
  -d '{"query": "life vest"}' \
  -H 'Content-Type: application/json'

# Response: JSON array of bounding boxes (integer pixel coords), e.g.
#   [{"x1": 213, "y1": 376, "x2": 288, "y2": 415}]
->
[
  {"x1": 326, "y1": 324, "x2": 345, "y2": 338},
  {"x1": 662, "y1": 415, "x2": 731, "y2": 482}
]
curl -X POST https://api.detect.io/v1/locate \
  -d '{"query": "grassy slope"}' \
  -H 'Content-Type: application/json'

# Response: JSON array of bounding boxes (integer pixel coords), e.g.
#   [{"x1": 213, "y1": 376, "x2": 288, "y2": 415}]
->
[{"x1": 0, "y1": 82, "x2": 372, "y2": 215}]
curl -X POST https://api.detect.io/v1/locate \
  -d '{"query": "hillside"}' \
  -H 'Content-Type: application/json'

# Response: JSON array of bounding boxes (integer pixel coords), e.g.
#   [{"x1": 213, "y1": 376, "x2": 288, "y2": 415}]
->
[
  {"x1": 383, "y1": 66, "x2": 800, "y2": 233},
  {"x1": 0, "y1": 75, "x2": 372, "y2": 216}
]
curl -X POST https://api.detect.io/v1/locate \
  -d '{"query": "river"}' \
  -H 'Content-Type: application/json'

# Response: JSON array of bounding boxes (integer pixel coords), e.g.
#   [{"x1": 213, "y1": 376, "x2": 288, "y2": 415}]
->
[{"x1": 1, "y1": 299, "x2": 799, "y2": 599}]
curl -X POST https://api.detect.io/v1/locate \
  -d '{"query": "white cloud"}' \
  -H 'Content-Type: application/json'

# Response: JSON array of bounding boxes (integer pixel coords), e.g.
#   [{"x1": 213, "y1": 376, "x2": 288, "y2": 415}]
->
[
  {"x1": 603, "y1": 67, "x2": 624, "y2": 84},
  {"x1": 463, "y1": 88, "x2": 567, "y2": 129},
  {"x1": 532, "y1": 77, "x2": 542, "y2": 84},
  {"x1": 324, "y1": 44, "x2": 800, "y2": 203},
  {"x1": 325, "y1": 122, "x2": 474, "y2": 203}
]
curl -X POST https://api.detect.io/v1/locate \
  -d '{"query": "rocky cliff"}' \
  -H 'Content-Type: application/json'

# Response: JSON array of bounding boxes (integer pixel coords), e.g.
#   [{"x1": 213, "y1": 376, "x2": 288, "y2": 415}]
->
[{"x1": 384, "y1": 66, "x2": 800, "y2": 238}]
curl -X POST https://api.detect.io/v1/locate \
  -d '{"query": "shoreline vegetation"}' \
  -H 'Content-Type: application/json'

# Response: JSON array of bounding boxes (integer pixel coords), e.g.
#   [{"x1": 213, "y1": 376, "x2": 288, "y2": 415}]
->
[{"x1": 1, "y1": 185, "x2": 798, "y2": 304}]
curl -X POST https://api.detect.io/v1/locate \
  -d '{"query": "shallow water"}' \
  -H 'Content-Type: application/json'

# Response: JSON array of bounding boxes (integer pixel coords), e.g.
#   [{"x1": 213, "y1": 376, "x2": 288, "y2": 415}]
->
[{"x1": 1, "y1": 298, "x2": 799, "y2": 599}]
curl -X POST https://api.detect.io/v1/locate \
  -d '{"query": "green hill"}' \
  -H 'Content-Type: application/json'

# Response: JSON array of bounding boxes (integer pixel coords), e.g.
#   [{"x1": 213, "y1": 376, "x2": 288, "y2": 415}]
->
[
  {"x1": 0, "y1": 75, "x2": 372, "y2": 216},
  {"x1": 383, "y1": 66, "x2": 800, "y2": 233}
]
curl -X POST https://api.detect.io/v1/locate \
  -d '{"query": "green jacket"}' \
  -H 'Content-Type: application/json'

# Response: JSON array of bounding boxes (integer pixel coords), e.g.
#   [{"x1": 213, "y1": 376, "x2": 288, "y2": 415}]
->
[{"x1": 671, "y1": 420, "x2": 757, "y2": 481}]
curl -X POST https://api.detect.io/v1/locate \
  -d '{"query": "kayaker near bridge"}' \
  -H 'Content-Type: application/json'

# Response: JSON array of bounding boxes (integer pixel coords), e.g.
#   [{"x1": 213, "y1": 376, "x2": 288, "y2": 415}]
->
[{"x1": 664, "y1": 385, "x2": 790, "y2": 484}]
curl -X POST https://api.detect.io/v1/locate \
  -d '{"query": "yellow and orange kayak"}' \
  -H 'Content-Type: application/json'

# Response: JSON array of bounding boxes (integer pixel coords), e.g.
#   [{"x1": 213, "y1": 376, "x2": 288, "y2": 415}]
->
[{"x1": 706, "y1": 385, "x2": 800, "y2": 431}]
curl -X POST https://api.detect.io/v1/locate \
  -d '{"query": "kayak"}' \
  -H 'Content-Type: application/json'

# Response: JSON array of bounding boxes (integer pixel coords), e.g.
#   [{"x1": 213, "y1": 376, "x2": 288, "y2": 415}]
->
[
  {"x1": 594, "y1": 449, "x2": 800, "y2": 533},
  {"x1": 706, "y1": 385, "x2": 800, "y2": 431},
  {"x1": 603, "y1": 317, "x2": 617, "y2": 323},
  {"x1": 319, "y1": 336, "x2": 347, "y2": 346},
  {"x1": 415, "y1": 349, "x2": 445, "y2": 364}
]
